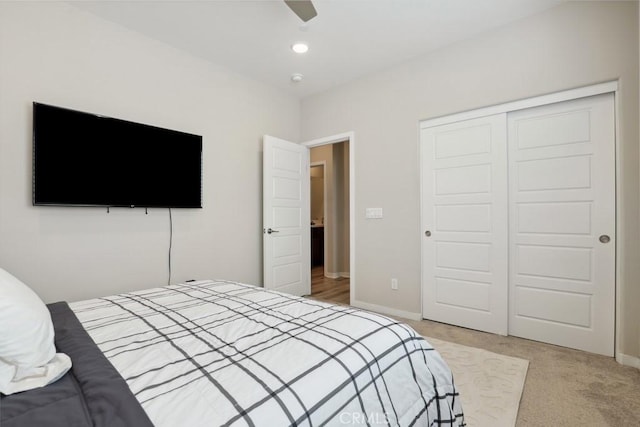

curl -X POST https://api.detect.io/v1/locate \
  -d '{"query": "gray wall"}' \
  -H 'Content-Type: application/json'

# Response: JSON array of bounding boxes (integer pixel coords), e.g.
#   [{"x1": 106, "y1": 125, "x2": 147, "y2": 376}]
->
[
  {"x1": 301, "y1": 2, "x2": 640, "y2": 357},
  {"x1": 333, "y1": 142, "x2": 350, "y2": 275},
  {"x1": 0, "y1": 2, "x2": 300, "y2": 302}
]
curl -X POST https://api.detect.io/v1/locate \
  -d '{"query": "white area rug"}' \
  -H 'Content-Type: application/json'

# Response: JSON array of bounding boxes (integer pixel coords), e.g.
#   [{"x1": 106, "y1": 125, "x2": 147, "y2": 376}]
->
[{"x1": 425, "y1": 337, "x2": 529, "y2": 427}]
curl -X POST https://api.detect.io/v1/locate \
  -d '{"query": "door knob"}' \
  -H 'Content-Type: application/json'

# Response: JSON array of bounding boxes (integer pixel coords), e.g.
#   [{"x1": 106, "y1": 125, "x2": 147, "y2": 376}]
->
[
  {"x1": 267, "y1": 228, "x2": 280, "y2": 234},
  {"x1": 599, "y1": 235, "x2": 610, "y2": 243},
  {"x1": 425, "y1": 230, "x2": 431, "y2": 237}
]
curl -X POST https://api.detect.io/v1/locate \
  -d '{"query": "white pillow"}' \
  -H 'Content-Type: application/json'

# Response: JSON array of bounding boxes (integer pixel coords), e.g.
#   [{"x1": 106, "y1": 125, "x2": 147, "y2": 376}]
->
[{"x1": 0, "y1": 268, "x2": 71, "y2": 395}]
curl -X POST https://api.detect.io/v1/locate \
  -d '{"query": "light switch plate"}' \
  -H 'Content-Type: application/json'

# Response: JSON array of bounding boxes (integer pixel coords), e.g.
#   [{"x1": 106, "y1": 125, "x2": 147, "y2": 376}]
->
[{"x1": 365, "y1": 208, "x2": 383, "y2": 219}]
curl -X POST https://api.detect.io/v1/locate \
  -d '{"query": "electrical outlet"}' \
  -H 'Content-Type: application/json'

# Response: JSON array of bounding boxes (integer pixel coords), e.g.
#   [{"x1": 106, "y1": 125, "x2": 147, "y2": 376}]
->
[{"x1": 391, "y1": 278, "x2": 398, "y2": 290}]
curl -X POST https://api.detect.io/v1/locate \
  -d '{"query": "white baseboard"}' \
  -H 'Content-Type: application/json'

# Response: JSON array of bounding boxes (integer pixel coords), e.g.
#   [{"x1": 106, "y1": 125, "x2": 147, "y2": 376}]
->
[
  {"x1": 339, "y1": 272, "x2": 350, "y2": 278},
  {"x1": 351, "y1": 299, "x2": 422, "y2": 321},
  {"x1": 617, "y1": 353, "x2": 640, "y2": 369},
  {"x1": 324, "y1": 271, "x2": 350, "y2": 279}
]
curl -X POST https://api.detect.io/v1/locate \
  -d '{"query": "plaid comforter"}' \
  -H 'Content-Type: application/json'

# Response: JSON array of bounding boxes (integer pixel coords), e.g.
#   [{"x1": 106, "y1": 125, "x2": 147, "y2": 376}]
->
[{"x1": 71, "y1": 280, "x2": 464, "y2": 426}]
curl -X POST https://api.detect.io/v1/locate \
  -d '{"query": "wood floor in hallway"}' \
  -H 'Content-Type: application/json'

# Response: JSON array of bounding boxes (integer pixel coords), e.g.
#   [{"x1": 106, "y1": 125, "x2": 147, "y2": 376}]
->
[{"x1": 310, "y1": 266, "x2": 349, "y2": 305}]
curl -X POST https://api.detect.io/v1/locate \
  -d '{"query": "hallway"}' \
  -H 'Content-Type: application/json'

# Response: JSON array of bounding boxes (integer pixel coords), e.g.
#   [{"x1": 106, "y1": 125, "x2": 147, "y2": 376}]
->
[{"x1": 310, "y1": 266, "x2": 349, "y2": 305}]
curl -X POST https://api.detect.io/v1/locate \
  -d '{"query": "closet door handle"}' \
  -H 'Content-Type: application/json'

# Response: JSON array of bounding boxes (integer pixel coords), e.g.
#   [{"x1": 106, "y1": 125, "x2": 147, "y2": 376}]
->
[
  {"x1": 424, "y1": 230, "x2": 431, "y2": 237},
  {"x1": 599, "y1": 235, "x2": 610, "y2": 244},
  {"x1": 267, "y1": 228, "x2": 280, "y2": 234}
]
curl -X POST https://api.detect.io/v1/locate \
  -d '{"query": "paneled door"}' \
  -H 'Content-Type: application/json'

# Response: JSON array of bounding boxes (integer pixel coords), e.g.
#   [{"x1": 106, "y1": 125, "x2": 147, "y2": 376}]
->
[
  {"x1": 263, "y1": 135, "x2": 310, "y2": 296},
  {"x1": 507, "y1": 94, "x2": 615, "y2": 356},
  {"x1": 421, "y1": 114, "x2": 509, "y2": 335}
]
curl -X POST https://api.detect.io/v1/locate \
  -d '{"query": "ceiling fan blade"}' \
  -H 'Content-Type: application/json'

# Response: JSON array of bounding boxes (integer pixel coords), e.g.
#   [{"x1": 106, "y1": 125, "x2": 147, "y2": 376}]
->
[{"x1": 284, "y1": 0, "x2": 317, "y2": 22}]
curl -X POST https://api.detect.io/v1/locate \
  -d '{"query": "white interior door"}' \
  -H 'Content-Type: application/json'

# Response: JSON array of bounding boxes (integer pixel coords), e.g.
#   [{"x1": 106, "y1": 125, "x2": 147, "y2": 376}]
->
[
  {"x1": 421, "y1": 114, "x2": 508, "y2": 335},
  {"x1": 263, "y1": 135, "x2": 310, "y2": 296},
  {"x1": 507, "y1": 93, "x2": 615, "y2": 356}
]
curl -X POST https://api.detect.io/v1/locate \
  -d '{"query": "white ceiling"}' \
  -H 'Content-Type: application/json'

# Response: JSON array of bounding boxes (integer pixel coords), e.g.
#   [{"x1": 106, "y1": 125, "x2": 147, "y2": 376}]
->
[{"x1": 71, "y1": 0, "x2": 564, "y2": 99}]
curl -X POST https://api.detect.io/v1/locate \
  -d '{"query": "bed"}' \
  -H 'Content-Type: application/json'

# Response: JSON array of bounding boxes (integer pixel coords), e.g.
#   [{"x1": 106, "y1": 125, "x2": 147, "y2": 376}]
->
[{"x1": 1, "y1": 279, "x2": 464, "y2": 426}]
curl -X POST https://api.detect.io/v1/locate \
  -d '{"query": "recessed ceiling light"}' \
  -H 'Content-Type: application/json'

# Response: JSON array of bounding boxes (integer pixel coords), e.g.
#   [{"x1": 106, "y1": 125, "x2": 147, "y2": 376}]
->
[
  {"x1": 291, "y1": 43, "x2": 309, "y2": 54},
  {"x1": 291, "y1": 73, "x2": 304, "y2": 83}
]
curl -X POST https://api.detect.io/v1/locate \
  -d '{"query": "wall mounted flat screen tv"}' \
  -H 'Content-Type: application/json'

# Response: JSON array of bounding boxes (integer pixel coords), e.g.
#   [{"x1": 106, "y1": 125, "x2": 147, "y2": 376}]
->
[{"x1": 33, "y1": 103, "x2": 202, "y2": 208}]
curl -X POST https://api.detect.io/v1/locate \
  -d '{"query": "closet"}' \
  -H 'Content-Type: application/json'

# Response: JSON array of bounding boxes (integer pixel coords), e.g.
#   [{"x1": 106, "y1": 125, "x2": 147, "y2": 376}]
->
[{"x1": 420, "y1": 90, "x2": 615, "y2": 356}]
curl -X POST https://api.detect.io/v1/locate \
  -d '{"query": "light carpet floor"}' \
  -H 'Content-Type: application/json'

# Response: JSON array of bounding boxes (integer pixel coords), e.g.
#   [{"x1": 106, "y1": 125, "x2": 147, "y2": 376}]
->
[
  {"x1": 425, "y1": 336, "x2": 528, "y2": 427},
  {"x1": 404, "y1": 318, "x2": 640, "y2": 426},
  {"x1": 306, "y1": 294, "x2": 640, "y2": 425}
]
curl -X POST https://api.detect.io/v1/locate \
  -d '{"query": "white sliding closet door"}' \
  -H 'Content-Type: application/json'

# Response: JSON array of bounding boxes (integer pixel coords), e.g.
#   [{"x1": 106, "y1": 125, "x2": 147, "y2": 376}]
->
[
  {"x1": 507, "y1": 93, "x2": 615, "y2": 356},
  {"x1": 421, "y1": 114, "x2": 508, "y2": 335}
]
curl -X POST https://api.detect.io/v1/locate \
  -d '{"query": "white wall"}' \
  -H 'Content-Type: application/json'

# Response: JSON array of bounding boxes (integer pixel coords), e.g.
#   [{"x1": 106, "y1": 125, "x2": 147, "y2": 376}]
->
[
  {"x1": 0, "y1": 2, "x2": 300, "y2": 303},
  {"x1": 301, "y1": 2, "x2": 640, "y2": 357}
]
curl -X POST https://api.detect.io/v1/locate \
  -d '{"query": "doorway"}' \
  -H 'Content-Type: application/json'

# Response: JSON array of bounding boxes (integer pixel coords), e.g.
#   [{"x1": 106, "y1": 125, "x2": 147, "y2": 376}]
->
[
  {"x1": 263, "y1": 132, "x2": 355, "y2": 303},
  {"x1": 310, "y1": 162, "x2": 325, "y2": 269},
  {"x1": 304, "y1": 136, "x2": 352, "y2": 305}
]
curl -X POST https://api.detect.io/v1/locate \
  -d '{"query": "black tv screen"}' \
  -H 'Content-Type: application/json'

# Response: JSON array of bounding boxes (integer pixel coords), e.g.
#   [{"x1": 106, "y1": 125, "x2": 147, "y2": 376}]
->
[{"x1": 33, "y1": 103, "x2": 202, "y2": 208}]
